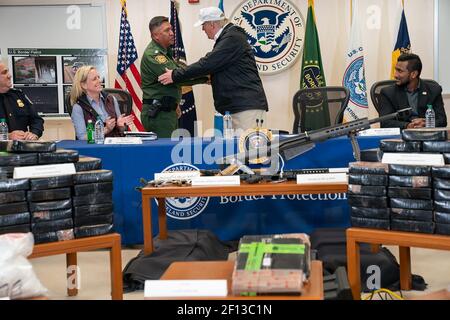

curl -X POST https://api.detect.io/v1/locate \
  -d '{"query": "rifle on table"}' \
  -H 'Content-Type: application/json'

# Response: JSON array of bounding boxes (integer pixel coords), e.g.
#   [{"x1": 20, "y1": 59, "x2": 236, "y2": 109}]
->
[{"x1": 217, "y1": 107, "x2": 411, "y2": 176}]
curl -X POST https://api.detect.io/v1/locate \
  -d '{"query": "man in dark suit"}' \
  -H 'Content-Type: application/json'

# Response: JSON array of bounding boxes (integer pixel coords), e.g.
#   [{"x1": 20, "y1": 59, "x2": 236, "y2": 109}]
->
[{"x1": 379, "y1": 53, "x2": 447, "y2": 129}]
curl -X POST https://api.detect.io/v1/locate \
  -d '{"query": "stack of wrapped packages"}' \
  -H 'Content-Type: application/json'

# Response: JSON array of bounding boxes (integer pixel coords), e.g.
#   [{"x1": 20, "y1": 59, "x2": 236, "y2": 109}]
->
[
  {"x1": 30, "y1": 175, "x2": 75, "y2": 244},
  {"x1": 0, "y1": 140, "x2": 114, "y2": 243},
  {"x1": 72, "y1": 170, "x2": 114, "y2": 238},
  {"x1": 232, "y1": 233, "x2": 311, "y2": 296},
  {"x1": 350, "y1": 128, "x2": 450, "y2": 235},
  {"x1": 0, "y1": 178, "x2": 30, "y2": 235},
  {"x1": 348, "y1": 162, "x2": 390, "y2": 230}
]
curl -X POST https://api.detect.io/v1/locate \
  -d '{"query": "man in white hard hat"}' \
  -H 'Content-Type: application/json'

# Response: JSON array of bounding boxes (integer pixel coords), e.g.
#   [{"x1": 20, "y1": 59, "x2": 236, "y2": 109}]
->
[{"x1": 158, "y1": 7, "x2": 268, "y2": 133}]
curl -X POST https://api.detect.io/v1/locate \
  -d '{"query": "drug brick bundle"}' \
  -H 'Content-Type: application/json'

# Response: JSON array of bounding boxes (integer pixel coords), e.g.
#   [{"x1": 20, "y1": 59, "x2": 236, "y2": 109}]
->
[
  {"x1": 29, "y1": 175, "x2": 75, "y2": 244},
  {"x1": 388, "y1": 163, "x2": 434, "y2": 233},
  {"x1": 72, "y1": 170, "x2": 114, "y2": 238},
  {"x1": 351, "y1": 128, "x2": 450, "y2": 235},
  {"x1": 231, "y1": 233, "x2": 310, "y2": 296},
  {"x1": 418, "y1": 129, "x2": 450, "y2": 235},
  {"x1": 432, "y1": 166, "x2": 450, "y2": 235},
  {"x1": 0, "y1": 141, "x2": 63, "y2": 238},
  {"x1": 348, "y1": 162, "x2": 390, "y2": 230},
  {"x1": 386, "y1": 129, "x2": 449, "y2": 234},
  {"x1": 0, "y1": 140, "x2": 112, "y2": 242},
  {"x1": 0, "y1": 178, "x2": 31, "y2": 235}
]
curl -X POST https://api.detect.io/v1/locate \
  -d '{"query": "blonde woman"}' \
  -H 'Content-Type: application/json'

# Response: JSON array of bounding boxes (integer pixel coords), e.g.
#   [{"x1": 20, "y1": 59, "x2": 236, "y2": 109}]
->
[{"x1": 70, "y1": 66, "x2": 134, "y2": 140}]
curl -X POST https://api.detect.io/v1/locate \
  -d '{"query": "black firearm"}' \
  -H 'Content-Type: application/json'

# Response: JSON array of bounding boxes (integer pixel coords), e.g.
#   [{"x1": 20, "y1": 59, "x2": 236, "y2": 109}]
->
[{"x1": 218, "y1": 107, "x2": 412, "y2": 172}]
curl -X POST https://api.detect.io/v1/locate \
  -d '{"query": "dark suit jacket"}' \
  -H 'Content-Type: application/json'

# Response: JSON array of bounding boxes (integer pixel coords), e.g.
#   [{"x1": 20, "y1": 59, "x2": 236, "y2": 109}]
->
[
  {"x1": 0, "y1": 88, "x2": 44, "y2": 137},
  {"x1": 379, "y1": 80, "x2": 447, "y2": 129}
]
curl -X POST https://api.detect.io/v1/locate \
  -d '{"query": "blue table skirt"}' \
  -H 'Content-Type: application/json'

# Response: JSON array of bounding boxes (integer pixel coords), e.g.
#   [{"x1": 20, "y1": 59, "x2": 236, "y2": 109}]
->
[{"x1": 57, "y1": 135, "x2": 393, "y2": 244}]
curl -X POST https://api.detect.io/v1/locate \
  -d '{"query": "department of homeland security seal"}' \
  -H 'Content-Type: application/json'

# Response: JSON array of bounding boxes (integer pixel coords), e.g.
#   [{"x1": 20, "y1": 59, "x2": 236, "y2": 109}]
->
[
  {"x1": 159, "y1": 163, "x2": 209, "y2": 220},
  {"x1": 231, "y1": 0, "x2": 305, "y2": 75},
  {"x1": 343, "y1": 56, "x2": 368, "y2": 108}
]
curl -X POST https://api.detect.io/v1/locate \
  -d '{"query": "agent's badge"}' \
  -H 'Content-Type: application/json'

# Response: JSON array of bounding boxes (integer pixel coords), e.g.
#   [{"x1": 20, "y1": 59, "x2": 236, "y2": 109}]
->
[
  {"x1": 154, "y1": 55, "x2": 168, "y2": 64},
  {"x1": 16, "y1": 99, "x2": 25, "y2": 108},
  {"x1": 238, "y1": 128, "x2": 273, "y2": 164}
]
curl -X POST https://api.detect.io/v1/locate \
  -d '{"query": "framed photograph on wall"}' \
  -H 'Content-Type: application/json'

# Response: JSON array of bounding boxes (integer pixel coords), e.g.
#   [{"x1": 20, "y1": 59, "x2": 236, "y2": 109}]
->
[
  {"x1": 12, "y1": 56, "x2": 57, "y2": 84},
  {"x1": 15, "y1": 85, "x2": 59, "y2": 114},
  {"x1": 62, "y1": 55, "x2": 106, "y2": 84}
]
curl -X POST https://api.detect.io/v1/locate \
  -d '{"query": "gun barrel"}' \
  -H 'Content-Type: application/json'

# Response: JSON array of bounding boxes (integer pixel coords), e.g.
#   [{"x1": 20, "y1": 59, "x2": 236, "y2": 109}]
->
[
  {"x1": 369, "y1": 107, "x2": 411, "y2": 125},
  {"x1": 218, "y1": 107, "x2": 412, "y2": 167}
]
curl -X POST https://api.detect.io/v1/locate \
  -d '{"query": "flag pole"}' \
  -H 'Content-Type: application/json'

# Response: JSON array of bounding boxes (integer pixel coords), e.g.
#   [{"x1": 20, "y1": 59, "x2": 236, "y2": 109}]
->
[
  {"x1": 120, "y1": 0, "x2": 128, "y2": 16},
  {"x1": 309, "y1": 0, "x2": 315, "y2": 21},
  {"x1": 350, "y1": 0, "x2": 352, "y2": 24}
]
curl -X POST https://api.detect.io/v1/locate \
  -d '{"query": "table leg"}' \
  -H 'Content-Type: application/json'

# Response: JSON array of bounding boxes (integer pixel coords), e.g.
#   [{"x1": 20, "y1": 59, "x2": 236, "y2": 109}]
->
[
  {"x1": 66, "y1": 252, "x2": 78, "y2": 297},
  {"x1": 158, "y1": 198, "x2": 167, "y2": 240},
  {"x1": 142, "y1": 194, "x2": 154, "y2": 255},
  {"x1": 347, "y1": 235, "x2": 361, "y2": 300},
  {"x1": 399, "y1": 246, "x2": 412, "y2": 290},
  {"x1": 110, "y1": 236, "x2": 123, "y2": 300}
]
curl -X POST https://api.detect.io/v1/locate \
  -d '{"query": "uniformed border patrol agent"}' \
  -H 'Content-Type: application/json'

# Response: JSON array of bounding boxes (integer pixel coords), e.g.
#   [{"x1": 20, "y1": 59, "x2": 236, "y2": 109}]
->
[
  {"x1": 0, "y1": 62, "x2": 44, "y2": 140},
  {"x1": 141, "y1": 16, "x2": 205, "y2": 138}
]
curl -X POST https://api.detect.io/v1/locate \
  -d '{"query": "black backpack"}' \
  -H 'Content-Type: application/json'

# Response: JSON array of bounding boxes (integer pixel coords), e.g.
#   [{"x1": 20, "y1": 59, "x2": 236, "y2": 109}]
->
[
  {"x1": 122, "y1": 229, "x2": 235, "y2": 292},
  {"x1": 310, "y1": 228, "x2": 427, "y2": 292}
]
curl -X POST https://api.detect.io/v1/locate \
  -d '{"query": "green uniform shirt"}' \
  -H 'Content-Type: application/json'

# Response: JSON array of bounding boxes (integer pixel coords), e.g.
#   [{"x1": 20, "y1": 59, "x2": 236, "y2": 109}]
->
[{"x1": 141, "y1": 40, "x2": 181, "y2": 102}]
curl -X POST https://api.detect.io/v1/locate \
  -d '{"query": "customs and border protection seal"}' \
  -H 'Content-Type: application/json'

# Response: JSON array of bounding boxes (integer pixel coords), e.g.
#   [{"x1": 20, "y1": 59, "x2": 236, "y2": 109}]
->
[
  {"x1": 154, "y1": 55, "x2": 168, "y2": 64},
  {"x1": 231, "y1": 0, "x2": 305, "y2": 75},
  {"x1": 159, "y1": 163, "x2": 209, "y2": 220}
]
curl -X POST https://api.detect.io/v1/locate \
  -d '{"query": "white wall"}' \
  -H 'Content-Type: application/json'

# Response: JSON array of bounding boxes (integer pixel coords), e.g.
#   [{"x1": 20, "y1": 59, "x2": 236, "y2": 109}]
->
[
  {"x1": 438, "y1": 0, "x2": 450, "y2": 93},
  {"x1": 0, "y1": 0, "x2": 440, "y2": 134}
]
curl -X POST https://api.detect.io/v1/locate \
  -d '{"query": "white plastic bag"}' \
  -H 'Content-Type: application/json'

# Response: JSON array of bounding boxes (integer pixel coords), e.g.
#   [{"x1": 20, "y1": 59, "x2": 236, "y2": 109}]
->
[{"x1": 0, "y1": 233, "x2": 47, "y2": 299}]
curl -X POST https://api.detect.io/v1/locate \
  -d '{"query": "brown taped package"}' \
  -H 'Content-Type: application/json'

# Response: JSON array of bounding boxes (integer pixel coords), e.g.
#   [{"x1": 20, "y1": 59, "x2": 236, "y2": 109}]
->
[{"x1": 231, "y1": 233, "x2": 310, "y2": 296}]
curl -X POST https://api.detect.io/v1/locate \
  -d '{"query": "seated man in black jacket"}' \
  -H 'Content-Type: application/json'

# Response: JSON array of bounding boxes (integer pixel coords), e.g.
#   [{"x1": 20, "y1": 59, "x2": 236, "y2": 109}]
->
[
  {"x1": 158, "y1": 7, "x2": 268, "y2": 135},
  {"x1": 0, "y1": 62, "x2": 44, "y2": 140},
  {"x1": 379, "y1": 53, "x2": 447, "y2": 129}
]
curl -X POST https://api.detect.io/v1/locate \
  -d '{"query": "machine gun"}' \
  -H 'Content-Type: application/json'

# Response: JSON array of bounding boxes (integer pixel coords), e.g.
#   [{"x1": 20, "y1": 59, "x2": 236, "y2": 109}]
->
[{"x1": 218, "y1": 107, "x2": 411, "y2": 175}]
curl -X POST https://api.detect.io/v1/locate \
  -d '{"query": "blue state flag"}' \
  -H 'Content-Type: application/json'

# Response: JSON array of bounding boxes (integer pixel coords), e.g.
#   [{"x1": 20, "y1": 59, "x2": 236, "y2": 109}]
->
[
  {"x1": 170, "y1": 0, "x2": 198, "y2": 136},
  {"x1": 391, "y1": 8, "x2": 411, "y2": 78}
]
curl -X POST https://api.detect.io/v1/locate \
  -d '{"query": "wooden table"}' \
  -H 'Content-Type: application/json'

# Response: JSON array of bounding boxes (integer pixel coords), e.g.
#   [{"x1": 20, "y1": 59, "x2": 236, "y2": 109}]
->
[
  {"x1": 154, "y1": 260, "x2": 323, "y2": 300},
  {"x1": 141, "y1": 181, "x2": 348, "y2": 254},
  {"x1": 346, "y1": 227, "x2": 450, "y2": 300},
  {"x1": 29, "y1": 233, "x2": 123, "y2": 300}
]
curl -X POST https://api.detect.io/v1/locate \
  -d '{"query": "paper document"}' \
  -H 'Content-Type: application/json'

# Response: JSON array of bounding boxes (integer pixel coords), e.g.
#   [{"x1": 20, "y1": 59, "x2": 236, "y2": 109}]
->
[{"x1": 144, "y1": 280, "x2": 227, "y2": 298}]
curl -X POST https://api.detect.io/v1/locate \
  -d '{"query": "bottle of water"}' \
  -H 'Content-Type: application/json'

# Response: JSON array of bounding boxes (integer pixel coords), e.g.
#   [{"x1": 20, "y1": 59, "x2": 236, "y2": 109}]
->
[
  {"x1": 425, "y1": 104, "x2": 435, "y2": 128},
  {"x1": 223, "y1": 111, "x2": 233, "y2": 139},
  {"x1": 0, "y1": 118, "x2": 8, "y2": 141},
  {"x1": 86, "y1": 119, "x2": 95, "y2": 144},
  {"x1": 94, "y1": 116, "x2": 105, "y2": 144}
]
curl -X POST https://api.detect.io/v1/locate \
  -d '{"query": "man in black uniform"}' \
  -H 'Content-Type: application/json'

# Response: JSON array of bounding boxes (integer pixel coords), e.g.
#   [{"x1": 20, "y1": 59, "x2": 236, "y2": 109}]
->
[{"x1": 0, "y1": 62, "x2": 44, "y2": 140}]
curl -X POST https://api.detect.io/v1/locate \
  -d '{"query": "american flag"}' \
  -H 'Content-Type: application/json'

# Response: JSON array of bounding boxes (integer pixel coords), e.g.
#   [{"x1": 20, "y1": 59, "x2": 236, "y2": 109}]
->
[{"x1": 114, "y1": 0, "x2": 144, "y2": 131}]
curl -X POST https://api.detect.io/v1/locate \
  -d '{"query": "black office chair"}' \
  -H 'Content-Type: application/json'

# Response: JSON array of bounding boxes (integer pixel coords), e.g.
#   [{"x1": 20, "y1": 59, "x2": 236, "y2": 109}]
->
[
  {"x1": 103, "y1": 88, "x2": 133, "y2": 116},
  {"x1": 369, "y1": 80, "x2": 396, "y2": 116},
  {"x1": 370, "y1": 79, "x2": 440, "y2": 116},
  {"x1": 292, "y1": 86, "x2": 350, "y2": 133},
  {"x1": 64, "y1": 90, "x2": 73, "y2": 116}
]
